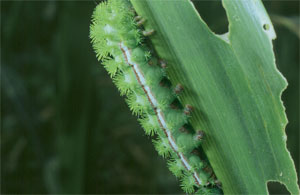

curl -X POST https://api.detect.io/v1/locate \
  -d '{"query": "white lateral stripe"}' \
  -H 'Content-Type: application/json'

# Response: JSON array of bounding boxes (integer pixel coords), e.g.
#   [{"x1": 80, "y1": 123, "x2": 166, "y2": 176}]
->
[
  {"x1": 167, "y1": 131, "x2": 178, "y2": 151},
  {"x1": 157, "y1": 109, "x2": 167, "y2": 128},
  {"x1": 157, "y1": 109, "x2": 179, "y2": 151},
  {"x1": 194, "y1": 172, "x2": 203, "y2": 185},
  {"x1": 121, "y1": 43, "x2": 157, "y2": 107},
  {"x1": 179, "y1": 153, "x2": 191, "y2": 170},
  {"x1": 119, "y1": 42, "x2": 203, "y2": 186},
  {"x1": 121, "y1": 43, "x2": 147, "y2": 86},
  {"x1": 144, "y1": 86, "x2": 158, "y2": 107},
  {"x1": 133, "y1": 64, "x2": 146, "y2": 86}
]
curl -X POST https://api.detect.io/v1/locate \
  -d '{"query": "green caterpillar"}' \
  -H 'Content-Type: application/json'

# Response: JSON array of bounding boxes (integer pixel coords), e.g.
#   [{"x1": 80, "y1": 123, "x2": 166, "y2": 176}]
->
[{"x1": 90, "y1": 0, "x2": 221, "y2": 193}]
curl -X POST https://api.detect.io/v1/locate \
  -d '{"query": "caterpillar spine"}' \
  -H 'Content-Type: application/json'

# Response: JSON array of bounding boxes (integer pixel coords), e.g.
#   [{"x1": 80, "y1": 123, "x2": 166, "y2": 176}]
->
[{"x1": 90, "y1": 0, "x2": 221, "y2": 193}]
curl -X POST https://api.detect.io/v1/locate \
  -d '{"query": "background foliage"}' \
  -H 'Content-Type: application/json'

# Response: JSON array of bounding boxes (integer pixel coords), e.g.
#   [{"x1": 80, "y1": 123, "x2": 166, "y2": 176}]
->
[{"x1": 1, "y1": 0, "x2": 299, "y2": 194}]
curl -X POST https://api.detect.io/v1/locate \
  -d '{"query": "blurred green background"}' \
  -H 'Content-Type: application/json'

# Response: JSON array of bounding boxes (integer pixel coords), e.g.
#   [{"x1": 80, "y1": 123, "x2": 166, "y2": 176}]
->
[{"x1": 1, "y1": 0, "x2": 299, "y2": 194}]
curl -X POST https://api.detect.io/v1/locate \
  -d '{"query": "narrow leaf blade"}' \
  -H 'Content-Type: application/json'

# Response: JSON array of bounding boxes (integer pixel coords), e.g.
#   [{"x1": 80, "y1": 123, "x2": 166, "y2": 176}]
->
[{"x1": 130, "y1": 0, "x2": 299, "y2": 193}]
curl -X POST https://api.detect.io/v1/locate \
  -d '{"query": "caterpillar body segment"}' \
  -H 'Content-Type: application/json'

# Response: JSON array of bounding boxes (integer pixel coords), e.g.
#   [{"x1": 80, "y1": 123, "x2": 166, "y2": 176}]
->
[{"x1": 90, "y1": 0, "x2": 221, "y2": 193}]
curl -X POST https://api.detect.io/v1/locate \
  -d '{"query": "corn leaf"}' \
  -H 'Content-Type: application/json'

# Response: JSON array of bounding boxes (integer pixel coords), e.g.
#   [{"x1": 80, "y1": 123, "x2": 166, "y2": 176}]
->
[{"x1": 130, "y1": 0, "x2": 299, "y2": 193}]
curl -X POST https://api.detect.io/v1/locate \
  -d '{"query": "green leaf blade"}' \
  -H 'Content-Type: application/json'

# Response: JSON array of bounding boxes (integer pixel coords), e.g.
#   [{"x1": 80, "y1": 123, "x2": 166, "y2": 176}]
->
[{"x1": 130, "y1": 0, "x2": 299, "y2": 193}]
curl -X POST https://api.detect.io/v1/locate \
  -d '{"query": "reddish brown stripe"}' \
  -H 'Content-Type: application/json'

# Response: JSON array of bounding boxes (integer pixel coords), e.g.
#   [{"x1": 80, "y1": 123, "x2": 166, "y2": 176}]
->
[
  {"x1": 154, "y1": 109, "x2": 168, "y2": 137},
  {"x1": 133, "y1": 68, "x2": 155, "y2": 108},
  {"x1": 180, "y1": 154, "x2": 189, "y2": 170},
  {"x1": 119, "y1": 45, "x2": 156, "y2": 108},
  {"x1": 119, "y1": 46, "x2": 129, "y2": 63},
  {"x1": 168, "y1": 140, "x2": 176, "y2": 151},
  {"x1": 193, "y1": 175, "x2": 200, "y2": 185}
]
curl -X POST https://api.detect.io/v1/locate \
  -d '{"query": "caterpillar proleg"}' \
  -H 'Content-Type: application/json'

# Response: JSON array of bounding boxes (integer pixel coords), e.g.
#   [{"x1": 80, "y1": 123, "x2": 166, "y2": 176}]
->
[{"x1": 90, "y1": 0, "x2": 221, "y2": 193}]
